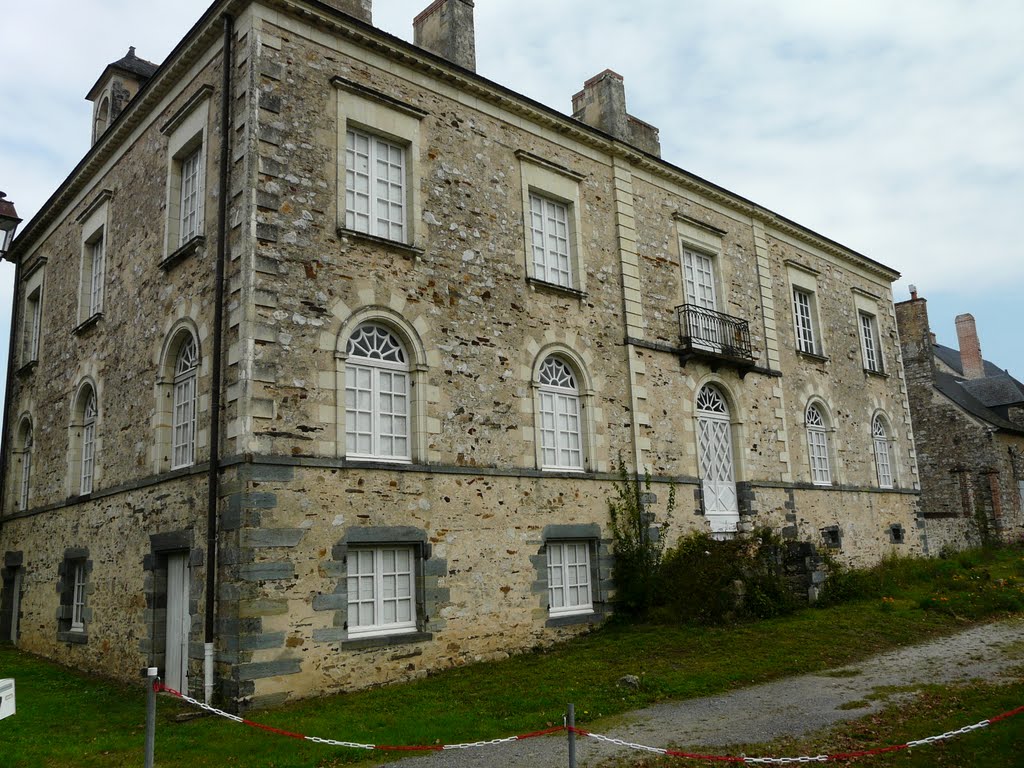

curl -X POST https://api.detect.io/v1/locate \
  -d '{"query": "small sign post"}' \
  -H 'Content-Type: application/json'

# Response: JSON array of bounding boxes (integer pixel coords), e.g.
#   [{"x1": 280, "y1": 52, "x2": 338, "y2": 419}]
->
[{"x1": 0, "y1": 679, "x2": 15, "y2": 720}]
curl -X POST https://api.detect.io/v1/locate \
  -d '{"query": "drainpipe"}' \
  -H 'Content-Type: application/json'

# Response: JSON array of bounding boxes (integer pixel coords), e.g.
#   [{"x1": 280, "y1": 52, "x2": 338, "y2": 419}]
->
[
  {"x1": 0, "y1": 257, "x2": 22, "y2": 534},
  {"x1": 205, "y1": 12, "x2": 233, "y2": 705}
]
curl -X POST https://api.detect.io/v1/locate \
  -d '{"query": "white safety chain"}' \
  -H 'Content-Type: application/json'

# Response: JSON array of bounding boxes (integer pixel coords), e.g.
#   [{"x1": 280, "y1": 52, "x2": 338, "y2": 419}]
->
[
  {"x1": 744, "y1": 756, "x2": 829, "y2": 765},
  {"x1": 443, "y1": 735, "x2": 522, "y2": 750},
  {"x1": 305, "y1": 736, "x2": 375, "y2": 750},
  {"x1": 172, "y1": 690, "x2": 245, "y2": 724},
  {"x1": 905, "y1": 719, "x2": 989, "y2": 747},
  {"x1": 583, "y1": 732, "x2": 669, "y2": 756}
]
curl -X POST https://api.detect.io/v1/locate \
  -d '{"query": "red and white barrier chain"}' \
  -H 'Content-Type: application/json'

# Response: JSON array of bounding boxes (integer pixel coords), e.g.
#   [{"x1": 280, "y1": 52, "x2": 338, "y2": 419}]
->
[{"x1": 154, "y1": 682, "x2": 1022, "y2": 762}]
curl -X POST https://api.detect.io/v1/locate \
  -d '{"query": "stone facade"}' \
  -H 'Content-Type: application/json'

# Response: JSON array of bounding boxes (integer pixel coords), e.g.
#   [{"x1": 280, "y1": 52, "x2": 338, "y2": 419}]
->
[
  {"x1": 895, "y1": 294, "x2": 1024, "y2": 552},
  {"x1": 1, "y1": 0, "x2": 920, "y2": 710}
]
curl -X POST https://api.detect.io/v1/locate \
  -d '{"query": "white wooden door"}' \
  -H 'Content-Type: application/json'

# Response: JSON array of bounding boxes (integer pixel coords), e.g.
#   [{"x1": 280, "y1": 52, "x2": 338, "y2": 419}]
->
[
  {"x1": 681, "y1": 249, "x2": 721, "y2": 350},
  {"x1": 696, "y1": 386, "x2": 739, "y2": 534},
  {"x1": 165, "y1": 554, "x2": 189, "y2": 691}
]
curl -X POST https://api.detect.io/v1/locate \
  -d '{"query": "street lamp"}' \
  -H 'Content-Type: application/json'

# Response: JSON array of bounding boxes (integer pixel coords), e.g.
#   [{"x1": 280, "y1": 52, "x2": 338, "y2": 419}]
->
[{"x1": 0, "y1": 192, "x2": 23, "y2": 258}]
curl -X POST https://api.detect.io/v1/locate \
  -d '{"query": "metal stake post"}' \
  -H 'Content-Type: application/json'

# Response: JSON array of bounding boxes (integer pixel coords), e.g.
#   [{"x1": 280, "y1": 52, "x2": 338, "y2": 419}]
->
[
  {"x1": 567, "y1": 702, "x2": 576, "y2": 768},
  {"x1": 144, "y1": 667, "x2": 158, "y2": 768}
]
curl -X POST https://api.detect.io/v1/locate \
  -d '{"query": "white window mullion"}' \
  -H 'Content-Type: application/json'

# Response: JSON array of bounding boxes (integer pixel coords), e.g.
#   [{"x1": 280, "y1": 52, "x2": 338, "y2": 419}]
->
[
  {"x1": 71, "y1": 563, "x2": 86, "y2": 633},
  {"x1": 179, "y1": 148, "x2": 203, "y2": 244},
  {"x1": 89, "y1": 237, "x2": 105, "y2": 317}
]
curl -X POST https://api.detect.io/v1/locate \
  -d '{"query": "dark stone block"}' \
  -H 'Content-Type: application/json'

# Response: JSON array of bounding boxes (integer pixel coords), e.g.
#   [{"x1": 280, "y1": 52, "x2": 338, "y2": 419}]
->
[
  {"x1": 239, "y1": 562, "x2": 294, "y2": 581},
  {"x1": 343, "y1": 526, "x2": 427, "y2": 544},
  {"x1": 312, "y1": 594, "x2": 347, "y2": 611},
  {"x1": 243, "y1": 529, "x2": 305, "y2": 548},
  {"x1": 541, "y1": 523, "x2": 601, "y2": 540},
  {"x1": 236, "y1": 658, "x2": 301, "y2": 681}
]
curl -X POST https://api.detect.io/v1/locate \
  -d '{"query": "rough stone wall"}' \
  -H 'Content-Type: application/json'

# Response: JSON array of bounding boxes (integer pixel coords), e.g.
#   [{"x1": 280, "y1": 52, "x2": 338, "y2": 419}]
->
[{"x1": 894, "y1": 298, "x2": 1024, "y2": 552}]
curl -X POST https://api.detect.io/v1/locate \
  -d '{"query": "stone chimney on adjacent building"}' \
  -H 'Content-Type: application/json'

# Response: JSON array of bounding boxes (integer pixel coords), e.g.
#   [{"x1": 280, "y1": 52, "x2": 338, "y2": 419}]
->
[
  {"x1": 572, "y1": 70, "x2": 661, "y2": 157},
  {"x1": 85, "y1": 47, "x2": 159, "y2": 145},
  {"x1": 414, "y1": 0, "x2": 476, "y2": 72},
  {"x1": 955, "y1": 313, "x2": 986, "y2": 380},
  {"x1": 320, "y1": 0, "x2": 372, "y2": 23}
]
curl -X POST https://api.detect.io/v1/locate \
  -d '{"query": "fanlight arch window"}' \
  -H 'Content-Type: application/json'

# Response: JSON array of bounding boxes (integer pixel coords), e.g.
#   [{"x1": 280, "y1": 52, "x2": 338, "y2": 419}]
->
[
  {"x1": 75, "y1": 386, "x2": 99, "y2": 496},
  {"x1": 805, "y1": 403, "x2": 832, "y2": 486},
  {"x1": 696, "y1": 384, "x2": 729, "y2": 416},
  {"x1": 872, "y1": 415, "x2": 894, "y2": 489},
  {"x1": 345, "y1": 324, "x2": 410, "y2": 461},
  {"x1": 17, "y1": 418, "x2": 33, "y2": 512},
  {"x1": 537, "y1": 356, "x2": 584, "y2": 471},
  {"x1": 171, "y1": 336, "x2": 199, "y2": 469}
]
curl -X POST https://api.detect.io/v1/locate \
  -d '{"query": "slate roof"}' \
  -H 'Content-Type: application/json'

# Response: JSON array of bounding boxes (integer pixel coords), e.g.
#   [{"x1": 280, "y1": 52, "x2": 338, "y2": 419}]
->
[{"x1": 931, "y1": 343, "x2": 1024, "y2": 434}]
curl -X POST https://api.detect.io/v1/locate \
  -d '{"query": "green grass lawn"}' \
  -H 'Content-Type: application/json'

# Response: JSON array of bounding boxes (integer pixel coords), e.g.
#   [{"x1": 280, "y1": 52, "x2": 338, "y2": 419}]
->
[{"x1": 1, "y1": 547, "x2": 1022, "y2": 767}]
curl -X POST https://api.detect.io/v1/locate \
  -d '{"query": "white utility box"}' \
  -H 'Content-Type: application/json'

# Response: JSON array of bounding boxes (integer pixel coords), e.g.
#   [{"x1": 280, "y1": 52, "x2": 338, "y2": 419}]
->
[{"x1": 0, "y1": 679, "x2": 15, "y2": 720}]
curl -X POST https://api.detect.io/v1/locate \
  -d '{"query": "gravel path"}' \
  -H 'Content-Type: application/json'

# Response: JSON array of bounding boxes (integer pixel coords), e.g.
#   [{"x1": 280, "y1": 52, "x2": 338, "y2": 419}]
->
[{"x1": 373, "y1": 618, "x2": 1024, "y2": 767}]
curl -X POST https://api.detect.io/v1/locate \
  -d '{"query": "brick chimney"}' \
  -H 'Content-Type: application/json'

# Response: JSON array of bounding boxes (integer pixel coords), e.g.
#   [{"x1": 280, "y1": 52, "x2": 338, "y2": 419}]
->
[
  {"x1": 571, "y1": 70, "x2": 661, "y2": 156},
  {"x1": 414, "y1": 0, "x2": 476, "y2": 72},
  {"x1": 320, "y1": 0, "x2": 372, "y2": 23},
  {"x1": 955, "y1": 313, "x2": 985, "y2": 380}
]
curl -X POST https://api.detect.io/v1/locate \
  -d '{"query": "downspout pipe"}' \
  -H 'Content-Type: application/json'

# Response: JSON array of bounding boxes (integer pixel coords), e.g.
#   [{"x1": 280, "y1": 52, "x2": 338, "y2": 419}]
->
[
  {"x1": 0, "y1": 257, "x2": 23, "y2": 535},
  {"x1": 205, "y1": 12, "x2": 233, "y2": 705}
]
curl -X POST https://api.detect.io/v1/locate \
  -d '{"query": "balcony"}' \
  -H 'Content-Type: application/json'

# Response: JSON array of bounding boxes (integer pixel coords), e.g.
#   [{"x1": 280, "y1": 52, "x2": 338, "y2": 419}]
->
[{"x1": 676, "y1": 303, "x2": 755, "y2": 373}]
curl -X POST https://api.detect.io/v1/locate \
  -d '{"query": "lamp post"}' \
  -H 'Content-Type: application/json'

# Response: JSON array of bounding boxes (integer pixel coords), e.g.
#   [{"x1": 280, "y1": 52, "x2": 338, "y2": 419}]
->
[{"x1": 0, "y1": 192, "x2": 22, "y2": 258}]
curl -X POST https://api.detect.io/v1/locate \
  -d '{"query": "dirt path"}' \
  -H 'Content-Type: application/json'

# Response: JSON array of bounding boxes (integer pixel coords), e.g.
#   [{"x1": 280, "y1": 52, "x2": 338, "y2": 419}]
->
[{"x1": 374, "y1": 618, "x2": 1024, "y2": 767}]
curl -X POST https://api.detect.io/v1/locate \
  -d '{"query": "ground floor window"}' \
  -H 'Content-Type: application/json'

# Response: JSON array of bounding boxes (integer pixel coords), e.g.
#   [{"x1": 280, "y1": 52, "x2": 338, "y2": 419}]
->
[
  {"x1": 347, "y1": 545, "x2": 417, "y2": 637},
  {"x1": 546, "y1": 540, "x2": 593, "y2": 617}
]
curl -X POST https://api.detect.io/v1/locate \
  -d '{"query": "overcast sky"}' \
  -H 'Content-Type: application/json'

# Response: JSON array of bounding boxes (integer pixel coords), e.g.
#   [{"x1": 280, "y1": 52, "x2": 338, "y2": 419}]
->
[{"x1": 2, "y1": 0, "x2": 1022, "y2": 419}]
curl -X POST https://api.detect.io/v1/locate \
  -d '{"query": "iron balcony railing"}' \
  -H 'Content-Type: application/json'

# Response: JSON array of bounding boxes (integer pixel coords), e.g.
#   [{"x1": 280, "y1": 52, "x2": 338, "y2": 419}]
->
[{"x1": 676, "y1": 303, "x2": 755, "y2": 365}]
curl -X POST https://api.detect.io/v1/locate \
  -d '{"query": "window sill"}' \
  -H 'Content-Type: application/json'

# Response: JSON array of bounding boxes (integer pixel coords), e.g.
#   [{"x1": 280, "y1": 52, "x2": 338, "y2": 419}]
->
[
  {"x1": 341, "y1": 631, "x2": 432, "y2": 651},
  {"x1": 160, "y1": 235, "x2": 205, "y2": 271},
  {"x1": 795, "y1": 349, "x2": 829, "y2": 364},
  {"x1": 15, "y1": 360, "x2": 38, "y2": 377},
  {"x1": 545, "y1": 611, "x2": 601, "y2": 629},
  {"x1": 73, "y1": 313, "x2": 103, "y2": 336},
  {"x1": 863, "y1": 368, "x2": 889, "y2": 379},
  {"x1": 337, "y1": 227, "x2": 425, "y2": 260},
  {"x1": 526, "y1": 277, "x2": 586, "y2": 300}
]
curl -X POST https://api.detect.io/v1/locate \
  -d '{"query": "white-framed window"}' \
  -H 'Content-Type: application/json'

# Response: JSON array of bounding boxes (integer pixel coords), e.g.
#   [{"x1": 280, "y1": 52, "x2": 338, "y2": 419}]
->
[
  {"x1": 178, "y1": 147, "x2": 203, "y2": 245},
  {"x1": 22, "y1": 283, "x2": 42, "y2": 365},
  {"x1": 88, "y1": 236, "x2": 105, "y2": 317},
  {"x1": 547, "y1": 541, "x2": 592, "y2": 616},
  {"x1": 345, "y1": 128, "x2": 407, "y2": 242},
  {"x1": 16, "y1": 418, "x2": 33, "y2": 512},
  {"x1": 346, "y1": 545, "x2": 417, "y2": 637},
  {"x1": 161, "y1": 87, "x2": 211, "y2": 261},
  {"x1": 805, "y1": 403, "x2": 832, "y2": 486},
  {"x1": 873, "y1": 415, "x2": 894, "y2": 489},
  {"x1": 859, "y1": 311, "x2": 883, "y2": 373},
  {"x1": 171, "y1": 336, "x2": 199, "y2": 469},
  {"x1": 345, "y1": 324, "x2": 411, "y2": 462},
  {"x1": 70, "y1": 561, "x2": 87, "y2": 633},
  {"x1": 77, "y1": 192, "x2": 110, "y2": 326},
  {"x1": 793, "y1": 288, "x2": 817, "y2": 355},
  {"x1": 538, "y1": 356, "x2": 583, "y2": 471},
  {"x1": 80, "y1": 390, "x2": 98, "y2": 495},
  {"x1": 529, "y1": 193, "x2": 572, "y2": 288}
]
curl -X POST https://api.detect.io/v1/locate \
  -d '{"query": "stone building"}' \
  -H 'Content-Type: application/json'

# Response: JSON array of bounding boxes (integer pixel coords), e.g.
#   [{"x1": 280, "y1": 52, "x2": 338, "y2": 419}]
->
[
  {"x1": 895, "y1": 289, "x2": 1024, "y2": 552},
  {"x1": 1, "y1": 0, "x2": 921, "y2": 709}
]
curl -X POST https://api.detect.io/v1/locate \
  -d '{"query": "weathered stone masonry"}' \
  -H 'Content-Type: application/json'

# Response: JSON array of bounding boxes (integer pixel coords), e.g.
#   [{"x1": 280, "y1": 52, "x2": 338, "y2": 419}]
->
[{"x1": 2, "y1": 0, "x2": 922, "y2": 710}]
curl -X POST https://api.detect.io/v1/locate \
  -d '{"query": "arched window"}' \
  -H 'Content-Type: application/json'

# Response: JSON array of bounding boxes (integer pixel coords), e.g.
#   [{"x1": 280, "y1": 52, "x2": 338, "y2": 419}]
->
[
  {"x1": 16, "y1": 418, "x2": 33, "y2": 512},
  {"x1": 345, "y1": 324, "x2": 410, "y2": 461},
  {"x1": 873, "y1": 415, "x2": 894, "y2": 489},
  {"x1": 73, "y1": 385, "x2": 99, "y2": 495},
  {"x1": 172, "y1": 336, "x2": 199, "y2": 469},
  {"x1": 537, "y1": 356, "x2": 583, "y2": 471},
  {"x1": 696, "y1": 384, "x2": 739, "y2": 533},
  {"x1": 805, "y1": 402, "x2": 831, "y2": 486}
]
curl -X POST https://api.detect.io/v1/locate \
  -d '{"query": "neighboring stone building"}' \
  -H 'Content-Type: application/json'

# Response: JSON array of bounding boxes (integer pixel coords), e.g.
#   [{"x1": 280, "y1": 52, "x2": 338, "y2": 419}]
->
[
  {"x1": 895, "y1": 289, "x2": 1024, "y2": 551},
  {"x1": 1, "y1": 0, "x2": 921, "y2": 709}
]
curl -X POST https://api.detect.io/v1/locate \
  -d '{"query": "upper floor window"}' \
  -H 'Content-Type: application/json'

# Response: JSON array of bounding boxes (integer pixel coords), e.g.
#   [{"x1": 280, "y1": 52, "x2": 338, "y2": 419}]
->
[
  {"x1": 537, "y1": 356, "x2": 584, "y2": 471},
  {"x1": 80, "y1": 391, "x2": 98, "y2": 495},
  {"x1": 21, "y1": 269, "x2": 43, "y2": 366},
  {"x1": 859, "y1": 311, "x2": 883, "y2": 373},
  {"x1": 86, "y1": 235, "x2": 105, "y2": 318},
  {"x1": 793, "y1": 288, "x2": 818, "y2": 355},
  {"x1": 345, "y1": 128, "x2": 406, "y2": 242},
  {"x1": 547, "y1": 540, "x2": 592, "y2": 617},
  {"x1": 76, "y1": 191, "x2": 111, "y2": 327},
  {"x1": 172, "y1": 336, "x2": 199, "y2": 469},
  {"x1": 873, "y1": 415, "x2": 894, "y2": 489},
  {"x1": 805, "y1": 403, "x2": 832, "y2": 486},
  {"x1": 71, "y1": 383, "x2": 99, "y2": 496},
  {"x1": 179, "y1": 147, "x2": 203, "y2": 245},
  {"x1": 345, "y1": 324, "x2": 410, "y2": 462},
  {"x1": 529, "y1": 193, "x2": 572, "y2": 288}
]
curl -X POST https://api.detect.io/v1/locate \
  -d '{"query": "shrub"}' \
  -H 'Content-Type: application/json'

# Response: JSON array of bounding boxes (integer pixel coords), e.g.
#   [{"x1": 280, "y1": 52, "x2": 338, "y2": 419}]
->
[{"x1": 654, "y1": 528, "x2": 797, "y2": 625}]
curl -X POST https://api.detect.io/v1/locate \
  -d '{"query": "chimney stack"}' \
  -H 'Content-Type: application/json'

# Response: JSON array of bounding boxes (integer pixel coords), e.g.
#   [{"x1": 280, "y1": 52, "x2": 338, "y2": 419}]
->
[
  {"x1": 571, "y1": 70, "x2": 661, "y2": 156},
  {"x1": 954, "y1": 313, "x2": 985, "y2": 380},
  {"x1": 414, "y1": 0, "x2": 476, "y2": 72},
  {"x1": 909, "y1": 284, "x2": 917, "y2": 300},
  {"x1": 321, "y1": 0, "x2": 372, "y2": 23}
]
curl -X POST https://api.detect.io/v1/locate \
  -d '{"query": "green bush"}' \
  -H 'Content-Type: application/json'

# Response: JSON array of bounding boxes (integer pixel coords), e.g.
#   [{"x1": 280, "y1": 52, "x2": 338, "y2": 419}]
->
[{"x1": 654, "y1": 528, "x2": 797, "y2": 625}]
